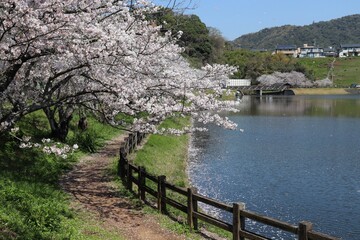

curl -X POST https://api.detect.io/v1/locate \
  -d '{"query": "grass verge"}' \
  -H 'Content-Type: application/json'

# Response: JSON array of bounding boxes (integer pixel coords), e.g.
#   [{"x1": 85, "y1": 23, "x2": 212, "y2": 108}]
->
[
  {"x1": 130, "y1": 116, "x2": 232, "y2": 239},
  {"x1": 130, "y1": 116, "x2": 198, "y2": 238},
  {"x1": 0, "y1": 110, "x2": 124, "y2": 240},
  {"x1": 133, "y1": 117, "x2": 190, "y2": 187}
]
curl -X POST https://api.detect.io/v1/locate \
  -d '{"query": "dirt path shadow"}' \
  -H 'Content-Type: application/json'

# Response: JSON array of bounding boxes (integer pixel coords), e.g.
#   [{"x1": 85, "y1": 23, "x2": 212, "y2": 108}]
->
[{"x1": 60, "y1": 134, "x2": 186, "y2": 240}]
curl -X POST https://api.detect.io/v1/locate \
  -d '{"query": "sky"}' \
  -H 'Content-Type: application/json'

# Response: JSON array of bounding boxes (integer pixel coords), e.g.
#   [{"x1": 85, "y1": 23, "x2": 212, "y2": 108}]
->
[{"x1": 152, "y1": 0, "x2": 360, "y2": 40}]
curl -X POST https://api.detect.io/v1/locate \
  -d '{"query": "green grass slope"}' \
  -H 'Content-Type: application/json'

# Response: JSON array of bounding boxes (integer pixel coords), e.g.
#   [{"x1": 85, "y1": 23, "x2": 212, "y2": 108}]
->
[
  {"x1": 0, "y1": 111, "x2": 124, "y2": 240},
  {"x1": 296, "y1": 57, "x2": 360, "y2": 86}
]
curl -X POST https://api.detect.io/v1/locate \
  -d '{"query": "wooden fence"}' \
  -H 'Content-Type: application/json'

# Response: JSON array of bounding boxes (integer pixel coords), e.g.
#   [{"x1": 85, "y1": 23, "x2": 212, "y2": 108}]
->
[{"x1": 118, "y1": 132, "x2": 340, "y2": 240}]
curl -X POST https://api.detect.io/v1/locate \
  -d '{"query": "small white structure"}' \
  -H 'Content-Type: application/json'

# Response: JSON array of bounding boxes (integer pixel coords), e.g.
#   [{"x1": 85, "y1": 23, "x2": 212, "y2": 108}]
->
[{"x1": 225, "y1": 79, "x2": 251, "y2": 88}]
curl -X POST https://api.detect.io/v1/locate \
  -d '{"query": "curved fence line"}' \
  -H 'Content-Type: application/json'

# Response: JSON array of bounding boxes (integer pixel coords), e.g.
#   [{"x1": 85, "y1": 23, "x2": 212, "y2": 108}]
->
[{"x1": 117, "y1": 132, "x2": 340, "y2": 240}]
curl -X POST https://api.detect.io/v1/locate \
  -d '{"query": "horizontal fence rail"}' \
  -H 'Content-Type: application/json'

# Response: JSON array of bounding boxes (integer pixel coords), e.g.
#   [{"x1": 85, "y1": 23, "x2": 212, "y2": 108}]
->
[{"x1": 118, "y1": 132, "x2": 340, "y2": 240}]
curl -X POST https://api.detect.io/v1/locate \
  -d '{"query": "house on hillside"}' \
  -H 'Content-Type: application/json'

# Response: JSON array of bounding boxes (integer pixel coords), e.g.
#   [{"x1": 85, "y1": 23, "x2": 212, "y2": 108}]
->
[
  {"x1": 274, "y1": 45, "x2": 298, "y2": 58},
  {"x1": 272, "y1": 43, "x2": 360, "y2": 58},
  {"x1": 298, "y1": 44, "x2": 324, "y2": 58},
  {"x1": 339, "y1": 44, "x2": 360, "y2": 57},
  {"x1": 323, "y1": 47, "x2": 338, "y2": 57}
]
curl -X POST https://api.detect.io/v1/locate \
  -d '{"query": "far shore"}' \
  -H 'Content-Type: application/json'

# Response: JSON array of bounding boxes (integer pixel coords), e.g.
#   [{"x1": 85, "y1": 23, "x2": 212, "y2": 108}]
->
[{"x1": 290, "y1": 88, "x2": 360, "y2": 95}]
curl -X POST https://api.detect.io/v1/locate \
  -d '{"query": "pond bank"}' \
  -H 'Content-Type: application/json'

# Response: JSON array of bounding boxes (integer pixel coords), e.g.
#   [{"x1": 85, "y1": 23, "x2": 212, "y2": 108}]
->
[{"x1": 290, "y1": 88, "x2": 359, "y2": 95}]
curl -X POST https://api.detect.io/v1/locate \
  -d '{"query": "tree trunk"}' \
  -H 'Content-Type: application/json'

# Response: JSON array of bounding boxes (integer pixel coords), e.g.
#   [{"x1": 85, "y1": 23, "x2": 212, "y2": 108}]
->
[
  {"x1": 51, "y1": 118, "x2": 72, "y2": 142},
  {"x1": 43, "y1": 105, "x2": 73, "y2": 142}
]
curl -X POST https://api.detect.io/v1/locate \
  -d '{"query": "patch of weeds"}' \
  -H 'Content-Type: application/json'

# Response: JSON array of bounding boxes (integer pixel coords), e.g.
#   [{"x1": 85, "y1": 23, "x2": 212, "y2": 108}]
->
[{"x1": 71, "y1": 129, "x2": 102, "y2": 153}]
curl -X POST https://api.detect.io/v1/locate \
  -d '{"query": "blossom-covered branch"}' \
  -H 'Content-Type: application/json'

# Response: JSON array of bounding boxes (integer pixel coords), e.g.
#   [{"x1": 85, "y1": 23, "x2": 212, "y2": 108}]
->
[{"x1": 0, "y1": 0, "x2": 238, "y2": 138}]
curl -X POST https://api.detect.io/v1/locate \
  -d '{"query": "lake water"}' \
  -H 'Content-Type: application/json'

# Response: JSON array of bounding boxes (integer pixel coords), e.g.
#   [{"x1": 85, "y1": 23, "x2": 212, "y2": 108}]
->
[{"x1": 188, "y1": 95, "x2": 360, "y2": 239}]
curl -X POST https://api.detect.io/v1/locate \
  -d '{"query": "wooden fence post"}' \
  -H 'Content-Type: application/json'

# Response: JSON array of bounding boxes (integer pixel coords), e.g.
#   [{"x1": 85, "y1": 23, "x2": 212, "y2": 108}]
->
[
  {"x1": 192, "y1": 188, "x2": 198, "y2": 231},
  {"x1": 133, "y1": 133, "x2": 137, "y2": 149},
  {"x1": 126, "y1": 163, "x2": 132, "y2": 191},
  {"x1": 187, "y1": 188, "x2": 194, "y2": 231},
  {"x1": 233, "y1": 203, "x2": 240, "y2": 240},
  {"x1": 298, "y1": 221, "x2": 313, "y2": 240},
  {"x1": 128, "y1": 133, "x2": 133, "y2": 152},
  {"x1": 123, "y1": 137, "x2": 129, "y2": 154},
  {"x1": 157, "y1": 175, "x2": 167, "y2": 214},
  {"x1": 125, "y1": 137, "x2": 128, "y2": 150},
  {"x1": 233, "y1": 202, "x2": 246, "y2": 240},
  {"x1": 138, "y1": 166, "x2": 146, "y2": 201},
  {"x1": 118, "y1": 147, "x2": 127, "y2": 180},
  {"x1": 239, "y1": 203, "x2": 246, "y2": 240},
  {"x1": 136, "y1": 132, "x2": 142, "y2": 144}
]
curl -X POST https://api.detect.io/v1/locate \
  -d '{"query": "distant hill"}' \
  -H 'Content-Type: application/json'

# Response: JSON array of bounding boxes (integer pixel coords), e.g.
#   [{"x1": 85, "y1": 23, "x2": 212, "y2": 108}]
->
[{"x1": 231, "y1": 14, "x2": 360, "y2": 50}]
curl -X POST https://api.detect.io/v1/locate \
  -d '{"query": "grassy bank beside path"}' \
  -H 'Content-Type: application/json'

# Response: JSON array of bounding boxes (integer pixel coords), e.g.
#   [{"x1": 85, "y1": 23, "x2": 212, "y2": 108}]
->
[
  {"x1": 130, "y1": 116, "x2": 199, "y2": 238},
  {"x1": 133, "y1": 117, "x2": 190, "y2": 187},
  {"x1": 0, "y1": 111, "x2": 125, "y2": 240},
  {"x1": 131, "y1": 116, "x2": 231, "y2": 239}
]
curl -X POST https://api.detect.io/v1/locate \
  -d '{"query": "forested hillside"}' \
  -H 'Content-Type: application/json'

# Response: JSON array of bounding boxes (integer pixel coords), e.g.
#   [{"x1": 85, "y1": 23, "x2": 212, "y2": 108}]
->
[{"x1": 232, "y1": 14, "x2": 360, "y2": 50}]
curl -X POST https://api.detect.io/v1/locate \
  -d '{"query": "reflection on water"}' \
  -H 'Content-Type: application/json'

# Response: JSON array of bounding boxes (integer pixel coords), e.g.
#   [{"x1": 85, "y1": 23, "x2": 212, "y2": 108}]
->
[
  {"x1": 234, "y1": 95, "x2": 360, "y2": 117},
  {"x1": 189, "y1": 95, "x2": 360, "y2": 239}
]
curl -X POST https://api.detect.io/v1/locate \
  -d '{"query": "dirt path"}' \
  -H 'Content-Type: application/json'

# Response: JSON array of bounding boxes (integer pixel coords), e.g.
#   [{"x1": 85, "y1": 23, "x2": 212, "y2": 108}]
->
[{"x1": 60, "y1": 134, "x2": 186, "y2": 240}]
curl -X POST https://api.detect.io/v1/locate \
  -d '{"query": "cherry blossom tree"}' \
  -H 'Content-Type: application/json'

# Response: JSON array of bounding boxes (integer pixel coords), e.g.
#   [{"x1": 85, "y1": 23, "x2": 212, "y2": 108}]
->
[
  {"x1": 0, "y1": 0, "x2": 238, "y2": 141},
  {"x1": 0, "y1": 0, "x2": 98, "y2": 137}
]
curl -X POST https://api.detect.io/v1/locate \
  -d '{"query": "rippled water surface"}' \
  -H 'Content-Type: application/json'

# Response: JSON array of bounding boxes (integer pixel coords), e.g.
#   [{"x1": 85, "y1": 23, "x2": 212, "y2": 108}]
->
[{"x1": 188, "y1": 95, "x2": 360, "y2": 239}]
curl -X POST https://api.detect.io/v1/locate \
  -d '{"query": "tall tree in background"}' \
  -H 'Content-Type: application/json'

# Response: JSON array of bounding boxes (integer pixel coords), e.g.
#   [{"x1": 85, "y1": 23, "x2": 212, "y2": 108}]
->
[
  {"x1": 152, "y1": 8, "x2": 226, "y2": 66},
  {"x1": 208, "y1": 27, "x2": 227, "y2": 63}
]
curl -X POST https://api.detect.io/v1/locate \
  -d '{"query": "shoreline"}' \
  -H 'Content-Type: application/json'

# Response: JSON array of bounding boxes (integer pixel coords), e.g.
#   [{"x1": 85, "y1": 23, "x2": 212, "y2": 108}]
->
[
  {"x1": 223, "y1": 88, "x2": 360, "y2": 99},
  {"x1": 290, "y1": 88, "x2": 360, "y2": 95}
]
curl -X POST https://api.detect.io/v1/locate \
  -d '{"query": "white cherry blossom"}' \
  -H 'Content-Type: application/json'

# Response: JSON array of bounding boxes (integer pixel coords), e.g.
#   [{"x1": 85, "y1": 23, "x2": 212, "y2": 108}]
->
[{"x1": 0, "y1": 0, "x2": 238, "y2": 139}]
